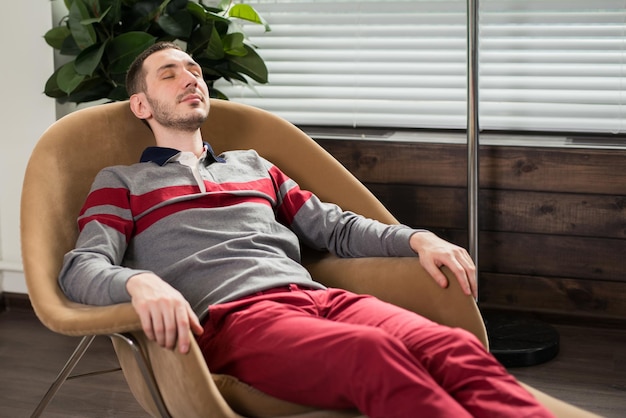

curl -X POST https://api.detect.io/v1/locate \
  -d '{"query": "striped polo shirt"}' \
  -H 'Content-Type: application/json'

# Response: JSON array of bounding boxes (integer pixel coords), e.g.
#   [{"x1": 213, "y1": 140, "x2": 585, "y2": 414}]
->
[{"x1": 59, "y1": 144, "x2": 417, "y2": 319}]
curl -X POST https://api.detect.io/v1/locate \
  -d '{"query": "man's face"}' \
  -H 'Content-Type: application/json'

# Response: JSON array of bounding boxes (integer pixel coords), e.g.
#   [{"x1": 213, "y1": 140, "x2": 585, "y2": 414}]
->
[{"x1": 140, "y1": 48, "x2": 210, "y2": 131}]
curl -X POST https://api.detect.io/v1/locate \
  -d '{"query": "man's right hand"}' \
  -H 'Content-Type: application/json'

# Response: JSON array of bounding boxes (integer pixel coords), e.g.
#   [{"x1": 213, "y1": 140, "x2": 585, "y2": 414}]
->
[{"x1": 126, "y1": 273, "x2": 203, "y2": 354}]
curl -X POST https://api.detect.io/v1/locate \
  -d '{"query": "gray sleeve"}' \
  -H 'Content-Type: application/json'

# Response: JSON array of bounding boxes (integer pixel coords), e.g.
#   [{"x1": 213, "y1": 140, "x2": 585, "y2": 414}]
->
[
  {"x1": 58, "y1": 168, "x2": 151, "y2": 306},
  {"x1": 291, "y1": 193, "x2": 422, "y2": 258}
]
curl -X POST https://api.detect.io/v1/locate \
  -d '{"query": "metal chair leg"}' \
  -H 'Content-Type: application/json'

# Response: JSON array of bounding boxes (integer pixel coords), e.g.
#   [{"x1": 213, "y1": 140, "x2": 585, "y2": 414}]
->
[
  {"x1": 31, "y1": 335, "x2": 96, "y2": 418},
  {"x1": 111, "y1": 333, "x2": 172, "y2": 418},
  {"x1": 30, "y1": 332, "x2": 171, "y2": 418}
]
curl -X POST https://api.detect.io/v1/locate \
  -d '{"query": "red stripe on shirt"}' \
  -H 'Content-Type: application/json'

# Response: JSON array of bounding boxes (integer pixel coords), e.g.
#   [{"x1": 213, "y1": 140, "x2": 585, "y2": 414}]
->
[
  {"x1": 78, "y1": 214, "x2": 134, "y2": 242},
  {"x1": 130, "y1": 185, "x2": 199, "y2": 215},
  {"x1": 78, "y1": 188, "x2": 134, "y2": 241},
  {"x1": 268, "y1": 166, "x2": 312, "y2": 226},
  {"x1": 79, "y1": 187, "x2": 131, "y2": 217},
  {"x1": 134, "y1": 194, "x2": 272, "y2": 236},
  {"x1": 130, "y1": 179, "x2": 276, "y2": 216},
  {"x1": 205, "y1": 178, "x2": 275, "y2": 195},
  {"x1": 79, "y1": 176, "x2": 279, "y2": 239}
]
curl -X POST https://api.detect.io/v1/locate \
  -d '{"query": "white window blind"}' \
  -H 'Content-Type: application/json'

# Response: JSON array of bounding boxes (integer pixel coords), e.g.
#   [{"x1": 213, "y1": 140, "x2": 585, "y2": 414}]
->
[{"x1": 216, "y1": 0, "x2": 626, "y2": 134}]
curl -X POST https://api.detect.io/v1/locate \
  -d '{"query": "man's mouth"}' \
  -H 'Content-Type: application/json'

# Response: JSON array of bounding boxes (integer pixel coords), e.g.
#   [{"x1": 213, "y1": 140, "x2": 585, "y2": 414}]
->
[{"x1": 179, "y1": 91, "x2": 204, "y2": 104}]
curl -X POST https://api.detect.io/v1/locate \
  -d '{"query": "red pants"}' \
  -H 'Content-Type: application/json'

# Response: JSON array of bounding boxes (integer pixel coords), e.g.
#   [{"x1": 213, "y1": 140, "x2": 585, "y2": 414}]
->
[{"x1": 197, "y1": 285, "x2": 554, "y2": 418}]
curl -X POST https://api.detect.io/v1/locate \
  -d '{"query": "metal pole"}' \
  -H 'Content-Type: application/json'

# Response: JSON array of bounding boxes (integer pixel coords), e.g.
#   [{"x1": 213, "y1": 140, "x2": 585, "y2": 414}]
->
[
  {"x1": 467, "y1": 0, "x2": 480, "y2": 272},
  {"x1": 464, "y1": 1, "x2": 560, "y2": 368}
]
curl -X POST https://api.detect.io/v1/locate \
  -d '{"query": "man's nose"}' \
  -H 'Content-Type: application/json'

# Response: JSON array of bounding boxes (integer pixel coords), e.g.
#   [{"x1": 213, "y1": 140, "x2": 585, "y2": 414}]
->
[{"x1": 183, "y1": 71, "x2": 198, "y2": 87}]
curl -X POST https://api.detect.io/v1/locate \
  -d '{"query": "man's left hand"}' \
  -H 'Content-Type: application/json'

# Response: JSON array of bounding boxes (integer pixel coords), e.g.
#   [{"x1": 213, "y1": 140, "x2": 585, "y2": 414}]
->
[{"x1": 409, "y1": 231, "x2": 477, "y2": 299}]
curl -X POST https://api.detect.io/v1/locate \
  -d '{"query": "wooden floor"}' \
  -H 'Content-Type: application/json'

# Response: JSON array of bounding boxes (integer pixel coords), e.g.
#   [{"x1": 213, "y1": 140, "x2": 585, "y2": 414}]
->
[{"x1": 1, "y1": 306, "x2": 625, "y2": 418}]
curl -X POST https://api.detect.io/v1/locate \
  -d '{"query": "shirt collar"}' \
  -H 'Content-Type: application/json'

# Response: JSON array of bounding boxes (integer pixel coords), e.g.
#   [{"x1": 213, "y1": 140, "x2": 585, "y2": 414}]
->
[{"x1": 140, "y1": 142, "x2": 225, "y2": 166}]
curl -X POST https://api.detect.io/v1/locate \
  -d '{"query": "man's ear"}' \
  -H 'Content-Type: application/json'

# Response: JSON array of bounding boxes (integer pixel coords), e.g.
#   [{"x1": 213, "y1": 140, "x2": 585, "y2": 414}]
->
[{"x1": 129, "y1": 93, "x2": 152, "y2": 120}]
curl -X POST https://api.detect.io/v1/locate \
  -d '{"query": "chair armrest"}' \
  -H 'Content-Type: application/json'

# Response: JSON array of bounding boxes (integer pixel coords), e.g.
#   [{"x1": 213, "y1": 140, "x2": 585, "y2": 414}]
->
[
  {"x1": 31, "y1": 292, "x2": 142, "y2": 337},
  {"x1": 302, "y1": 251, "x2": 489, "y2": 349}
]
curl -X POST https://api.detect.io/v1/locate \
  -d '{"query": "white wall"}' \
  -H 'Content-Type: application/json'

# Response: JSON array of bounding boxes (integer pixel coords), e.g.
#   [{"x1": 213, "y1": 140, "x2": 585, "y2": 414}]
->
[{"x1": 0, "y1": 1, "x2": 56, "y2": 293}]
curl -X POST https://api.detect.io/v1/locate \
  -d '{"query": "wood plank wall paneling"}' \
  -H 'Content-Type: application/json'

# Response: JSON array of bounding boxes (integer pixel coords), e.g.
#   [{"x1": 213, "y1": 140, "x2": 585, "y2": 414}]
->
[
  {"x1": 315, "y1": 138, "x2": 626, "y2": 321},
  {"x1": 371, "y1": 185, "x2": 626, "y2": 238}
]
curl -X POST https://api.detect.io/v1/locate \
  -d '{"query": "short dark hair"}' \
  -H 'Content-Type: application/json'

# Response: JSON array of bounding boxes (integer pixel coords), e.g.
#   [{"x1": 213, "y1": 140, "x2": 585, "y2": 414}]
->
[{"x1": 125, "y1": 42, "x2": 183, "y2": 96}]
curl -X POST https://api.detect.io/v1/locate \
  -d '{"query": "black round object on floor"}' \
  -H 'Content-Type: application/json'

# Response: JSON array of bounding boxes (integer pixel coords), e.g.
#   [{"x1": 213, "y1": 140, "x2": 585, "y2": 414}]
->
[{"x1": 482, "y1": 312, "x2": 560, "y2": 368}]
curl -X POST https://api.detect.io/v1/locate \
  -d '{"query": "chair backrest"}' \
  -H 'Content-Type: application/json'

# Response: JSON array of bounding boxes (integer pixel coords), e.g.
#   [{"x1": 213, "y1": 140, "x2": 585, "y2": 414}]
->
[{"x1": 20, "y1": 99, "x2": 397, "y2": 332}]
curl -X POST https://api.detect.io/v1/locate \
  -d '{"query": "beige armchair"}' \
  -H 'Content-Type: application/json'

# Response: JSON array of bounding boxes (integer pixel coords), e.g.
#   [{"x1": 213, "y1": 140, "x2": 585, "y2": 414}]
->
[{"x1": 21, "y1": 100, "x2": 597, "y2": 417}]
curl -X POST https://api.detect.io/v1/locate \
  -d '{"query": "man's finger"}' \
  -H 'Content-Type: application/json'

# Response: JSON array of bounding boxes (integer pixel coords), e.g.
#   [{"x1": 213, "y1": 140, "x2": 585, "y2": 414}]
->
[
  {"x1": 162, "y1": 306, "x2": 179, "y2": 350},
  {"x1": 423, "y1": 261, "x2": 449, "y2": 289},
  {"x1": 175, "y1": 305, "x2": 191, "y2": 354},
  {"x1": 189, "y1": 306, "x2": 204, "y2": 337},
  {"x1": 149, "y1": 302, "x2": 170, "y2": 348},
  {"x1": 459, "y1": 255, "x2": 478, "y2": 299},
  {"x1": 440, "y1": 257, "x2": 473, "y2": 297},
  {"x1": 139, "y1": 310, "x2": 155, "y2": 342}
]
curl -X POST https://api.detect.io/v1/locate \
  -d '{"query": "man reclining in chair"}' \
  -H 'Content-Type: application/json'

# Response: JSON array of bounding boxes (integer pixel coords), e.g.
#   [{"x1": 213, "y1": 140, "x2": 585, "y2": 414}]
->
[{"x1": 58, "y1": 42, "x2": 554, "y2": 418}]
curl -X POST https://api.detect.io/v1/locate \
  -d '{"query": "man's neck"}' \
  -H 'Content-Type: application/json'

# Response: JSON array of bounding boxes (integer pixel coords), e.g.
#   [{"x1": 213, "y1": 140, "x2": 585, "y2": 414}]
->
[{"x1": 154, "y1": 128, "x2": 204, "y2": 157}]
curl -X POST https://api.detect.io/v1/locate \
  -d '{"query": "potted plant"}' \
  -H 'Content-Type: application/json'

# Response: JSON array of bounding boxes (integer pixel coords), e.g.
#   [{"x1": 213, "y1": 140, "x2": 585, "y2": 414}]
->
[{"x1": 44, "y1": 0, "x2": 270, "y2": 103}]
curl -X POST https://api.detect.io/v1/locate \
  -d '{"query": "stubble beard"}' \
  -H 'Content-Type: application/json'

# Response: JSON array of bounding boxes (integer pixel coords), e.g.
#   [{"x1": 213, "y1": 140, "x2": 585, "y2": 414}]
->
[{"x1": 146, "y1": 93, "x2": 208, "y2": 132}]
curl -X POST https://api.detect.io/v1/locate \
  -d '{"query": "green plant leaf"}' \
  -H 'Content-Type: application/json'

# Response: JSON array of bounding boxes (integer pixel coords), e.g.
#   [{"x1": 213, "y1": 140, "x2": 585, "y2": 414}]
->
[
  {"x1": 186, "y1": 1, "x2": 228, "y2": 23},
  {"x1": 101, "y1": 0, "x2": 122, "y2": 28},
  {"x1": 166, "y1": 0, "x2": 188, "y2": 14},
  {"x1": 228, "y1": 4, "x2": 271, "y2": 32},
  {"x1": 217, "y1": 67, "x2": 248, "y2": 83},
  {"x1": 45, "y1": 72, "x2": 110, "y2": 104},
  {"x1": 156, "y1": 0, "x2": 174, "y2": 15},
  {"x1": 60, "y1": 34, "x2": 81, "y2": 56},
  {"x1": 80, "y1": 5, "x2": 112, "y2": 25},
  {"x1": 188, "y1": 21, "x2": 212, "y2": 56},
  {"x1": 205, "y1": 11, "x2": 231, "y2": 25},
  {"x1": 228, "y1": 44, "x2": 268, "y2": 84},
  {"x1": 199, "y1": 65, "x2": 221, "y2": 80},
  {"x1": 191, "y1": 24, "x2": 224, "y2": 60},
  {"x1": 56, "y1": 61, "x2": 86, "y2": 94},
  {"x1": 68, "y1": 0, "x2": 97, "y2": 49},
  {"x1": 210, "y1": 88, "x2": 229, "y2": 100},
  {"x1": 126, "y1": 0, "x2": 169, "y2": 32},
  {"x1": 206, "y1": 29, "x2": 225, "y2": 60},
  {"x1": 223, "y1": 33, "x2": 246, "y2": 56},
  {"x1": 44, "y1": 26, "x2": 71, "y2": 49},
  {"x1": 67, "y1": 76, "x2": 115, "y2": 104},
  {"x1": 228, "y1": 4, "x2": 261, "y2": 23},
  {"x1": 75, "y1": 41, "x2": 108, "y2": 76},
  {"x1": 107, "y1": 85, "x2": 130, "y2": 101},
  {"x1": 158, "y1": 9, "x2": 193, "y2": 38},
  {"x1": 45, "y1": 0, "x2": 269, "y2": 104},
  {"x1": 107, "y1": 32, "x2": 157, "y2": 74},
  {"x1": 44, "y1": 70, "x2": 65, "y2": 99},
  {"x1": 186, "y1": 2, "x2": 208, "y2": 23}
]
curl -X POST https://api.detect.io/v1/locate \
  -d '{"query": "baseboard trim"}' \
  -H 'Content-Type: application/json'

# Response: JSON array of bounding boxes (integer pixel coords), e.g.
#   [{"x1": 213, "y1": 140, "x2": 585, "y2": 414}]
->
[{"x1": 1, "y1": 292, "x2": 33, "y2": 312}]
